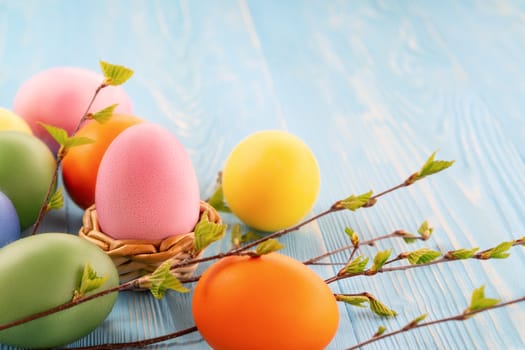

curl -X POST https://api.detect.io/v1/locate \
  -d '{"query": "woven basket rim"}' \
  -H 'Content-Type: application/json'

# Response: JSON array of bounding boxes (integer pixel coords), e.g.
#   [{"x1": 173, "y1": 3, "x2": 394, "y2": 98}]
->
[{"x1": 78, "y1": 200, "x2": 221, "y2": 283}]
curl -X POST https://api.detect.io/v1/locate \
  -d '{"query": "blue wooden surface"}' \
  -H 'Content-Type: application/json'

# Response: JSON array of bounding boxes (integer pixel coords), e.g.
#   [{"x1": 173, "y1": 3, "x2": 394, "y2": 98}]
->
[{"x1": 1, "y1": 1, "x2": 524, "y2": 349}]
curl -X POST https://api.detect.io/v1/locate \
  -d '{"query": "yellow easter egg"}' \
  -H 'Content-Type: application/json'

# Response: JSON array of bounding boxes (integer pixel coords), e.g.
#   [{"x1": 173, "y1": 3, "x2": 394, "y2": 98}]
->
[{"x1": 0, "y1": 108, "x2": 32, "y2": 134}]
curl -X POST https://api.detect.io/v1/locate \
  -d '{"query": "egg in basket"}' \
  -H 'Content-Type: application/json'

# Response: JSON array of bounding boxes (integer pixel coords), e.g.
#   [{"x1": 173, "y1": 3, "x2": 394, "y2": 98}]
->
[{"x1": 78, "y1": 123, "x2": 222, "y2": 284}]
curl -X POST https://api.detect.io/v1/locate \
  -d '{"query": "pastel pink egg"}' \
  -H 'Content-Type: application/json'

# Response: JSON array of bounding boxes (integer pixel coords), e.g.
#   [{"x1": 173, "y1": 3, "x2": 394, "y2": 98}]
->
[
  {"x1": 13, "y1": 67, "x2": 133, "y2": 152},
  {"x1": 95, "y1": 123, "x2": 201, "y2": 240}
]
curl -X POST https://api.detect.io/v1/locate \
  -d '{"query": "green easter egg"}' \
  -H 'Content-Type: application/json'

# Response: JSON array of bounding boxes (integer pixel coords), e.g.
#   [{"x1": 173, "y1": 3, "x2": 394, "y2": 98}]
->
[
  {"x1": 0, "y1": 131, "x2": 56, "y2": 230},
  {"x1": 0, "y1": 233, "x2": 119, "y2": 348}
]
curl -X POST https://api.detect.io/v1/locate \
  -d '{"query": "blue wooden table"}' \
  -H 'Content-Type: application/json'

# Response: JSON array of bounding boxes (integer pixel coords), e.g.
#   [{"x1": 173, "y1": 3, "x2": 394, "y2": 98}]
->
[{"x1": 1, "y1": 1, "x2": 524, "y2": 349}]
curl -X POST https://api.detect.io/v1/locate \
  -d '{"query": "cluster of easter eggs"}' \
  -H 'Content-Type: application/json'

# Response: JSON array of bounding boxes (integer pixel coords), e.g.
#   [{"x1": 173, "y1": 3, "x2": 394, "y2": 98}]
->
[
  {"x1": 0, "y1": 109, "x2": 53, "y2": 241},
  {"x1": 0, "y1": 66, "x2": 203, "y2": 243},
  {"x1": 0, "y1": 65, "x2": 339, "y2": 349}
]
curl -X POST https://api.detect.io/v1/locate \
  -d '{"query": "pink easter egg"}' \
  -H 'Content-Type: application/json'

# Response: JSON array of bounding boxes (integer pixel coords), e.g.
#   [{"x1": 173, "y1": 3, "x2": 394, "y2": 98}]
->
[
  {"x1": 95, "y1": 123, "x2": 201, "y2": 240},
  {"x1": 13, "y1": 67, "x2": 133, "y2": 152}
]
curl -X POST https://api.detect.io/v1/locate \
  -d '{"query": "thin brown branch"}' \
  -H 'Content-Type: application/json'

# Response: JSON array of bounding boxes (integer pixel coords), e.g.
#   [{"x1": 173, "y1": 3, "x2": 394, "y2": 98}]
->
[
  {"x1": 304, "y1": 231, "x2": 421, "y2": 265},
  {"x1": 30, "y1": 165, "x2": 59, "y2": 234},
  {"x1": 0, "y1": 281, "x2": 136, "y2": 332},
  {"x1": 370, "y1": 182, "x2": 408, "y2": 201},
  {"x1": 31, "y1": 82, "x2": 107, "y2": 235},
  {"x1": 172, "y1": 175, "x2": 420, "y2": 272},
  {"x1": 325, "y1": 239, "x2": 524, "y2": 284},
  {"x1": 346, "y1": 295, "x2": 525, "y2": 350},
  {"x1": 169, "y1": 207, "x2": 337, "y2": 272},
  {"x1": 64, "y1": 326, "x2": 199, "y2": 350},
  {"x1": 72, "y1": 82, "x2": 107, "y2": 135}
]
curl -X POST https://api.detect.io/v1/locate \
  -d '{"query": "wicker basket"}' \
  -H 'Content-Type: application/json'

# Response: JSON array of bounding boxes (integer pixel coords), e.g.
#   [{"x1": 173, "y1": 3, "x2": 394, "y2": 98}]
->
[{"x1": 79, "y1": 201, "x2": 221, "y2": 284}]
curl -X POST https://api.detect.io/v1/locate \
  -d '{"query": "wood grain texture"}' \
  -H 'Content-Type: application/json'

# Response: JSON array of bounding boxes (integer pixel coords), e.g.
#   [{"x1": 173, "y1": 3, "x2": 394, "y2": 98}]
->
[{"x1": 0, "y1": 0, "x2": 524, "y2": 349}]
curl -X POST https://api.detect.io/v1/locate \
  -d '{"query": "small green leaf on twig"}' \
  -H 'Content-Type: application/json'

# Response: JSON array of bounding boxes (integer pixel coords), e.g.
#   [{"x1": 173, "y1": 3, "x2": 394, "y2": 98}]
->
[
  {"x1": 336, "y1": 190, "x2": 374, "y2": 211},
  {"x1": 240, "y1": 231, "x2": 265, "y2": 244},
  {"x1": 373, "y1": 326, "x2": 387, "y2": 337},
  {"x1": 99, "y1": 60, "x2": 134, "y2": 86},
  {"x1": 408, "y1": 151, "x2": 455, "y2": 184},
  {"x1": 394, "y1": 230, "x2": 418, "y2": 244},
  {"x1": 229, "y1": 224, "x2": 263, "y2": 248},
  {"x1": 466, "y1": 285, "x2": 499, "y2": 315},
  {"x1": 446, "y1": 247, "x2": 479, "y2": 260},
  {"x1": 369, "y1": 250, "x2": 391, "y2": 273},
  {"x1": 194, "y1": 212, "x2": 227, "y2": 254},
  {"x1": 336, "y1": 293, "x2": 396, "y2": 317},
  {"x1": 47, "y1": 187, "x2": 64, "y2": 211},
  {"x1": 254, "y1": 239, "x2": 284, "y2": 256},
  {"x1": 73, "y1": 262, "x2": 109, "y2": 301},
  {"x1": 147, "y1": 260, "x2": 189, "y2": 299},
  {"x1": 335, "y1": 294, "x2": 370, "y2": 308},
  {"x1": 207, "y1": 184, "x2": 231, "y2": 213},
  {"x1": 406, "y1": 248, "x2": 441, "y2": 265},
  {"x1": 39, "y1": 123, "x2": 94, "y2": 157},
  {"x1": 417, "y1": 220, "x2": 434, "y2": 240},
  {"x1": 345, "y1": 227, "x2": 359, "y2": 247},
  {"x1": 369, "y1": 297, "x2": 397, "y2": 317},
  {"x1": 64, "y1": 136, "x2": 95, "y2": 148},
  {"x1": 479, "y1": 241, "x2": 513, "y2": 259},
  {"x1": 231, "y1": 223, "x2": 242, "y2": 248},
  {"x1": 40, "y1": 123, "x2": 68, "y2": 145},
  {"x1": 341, "y1": 255, "x2": 369, "y2": 275},
  {"x1": 89, "y1": 104, "x2": 118, "y2": 124},
  {"x1": 403, "y1": 314, "x2": 428, "y2": 330}
]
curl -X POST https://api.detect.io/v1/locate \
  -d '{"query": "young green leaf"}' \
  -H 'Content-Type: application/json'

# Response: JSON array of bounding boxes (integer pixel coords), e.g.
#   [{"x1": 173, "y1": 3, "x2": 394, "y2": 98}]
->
[
  {"x1": 369, "y1": 250, "x2": 391, "y2": 273},
  {"x1": 241, "y1": 231, "x2": 265, "y2": 244},
  {"x1": 402, "y1": 236, "x2": 417, "y2": 244},
  {"x1": 467, "y1": 285, "x2": 500, "y2": 313},
  {"x1": 417, "y1": 220, "x2": 434, "y2": 240},
  {"x1": 345, "y1": 227, "x2": 359, "y2": 247},
  {"x1": 342, "y1": 255, "x2": 369, "y2": 275},
  {"x1": 411, "y1": 151, "x2": 455, "y2": 183},
  {"x1": 148, "y1": 260, "x2": 189, "y2": 299},
  {"x1": 394, "y1": 230, "x2": 418, "y2": 244},
  {"x1": 193, "y1": 212, "x2": 227, "y2": 254},
  {"x1": 403, "y1": 314, "x2": 428, "y2": 330},
  {"x1": 254, "y1": 239, "x2": 284, "y2": 256},
  {"x1": 373, "y1": 326, "x2": 387, "y2": 337},
  {"x1": 73, "y1": 262, "x2": 109, "y2": 300},
  {"x1": 99, "y1": 60, "x2": 134, "y2": 86},
  {"x1": 47, "y1": 187, "x2": 64, "y2": 211},
  {"x1": 64, "y1": 136, "x2": 95, "y2": 149},
  {"x1": 335, "y1": 294, "x2": 370, "y2": 308},
  {"x1": 230, "y1": 223, "x2": 242, "y2": 248},
  {"x1": 480, "y1": 241, "x2": 513, "y2": 259},
  {"x1": 336, "y1": 190, "x2": 374, "y2": 211},
  {"x1": 337, "y1": 293, "x2": 396, "y2": 317},
  {"x1": 40, "y1": 123, "x2": 69, "y2": 146},
  {"x1": 90, "y1": 104, "x2": 118, "y2": 124},
  {"x1": 406, "y1": 248, "x2": 441, "y2": 265},
  {"x1": 39, "y1": 122, "x2": 94, "y2": 156},
  {"x1": 446, "y1": 247, "x2": 479, "y2": 260},
  {"x1": 207, "y1": 184, "x2": 231, "y2": 213},
  {"x1": 369, "y1": 298, "x2": 397, "y2": 317}
]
